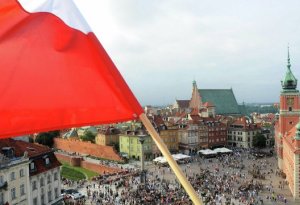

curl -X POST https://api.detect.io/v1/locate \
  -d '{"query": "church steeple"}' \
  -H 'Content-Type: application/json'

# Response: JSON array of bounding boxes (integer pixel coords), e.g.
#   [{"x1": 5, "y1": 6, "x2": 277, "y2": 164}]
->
[
  {"x1": 189, "y1": 80, "x2": 202, "y2": 110},
  {"x1": 281, "y1": 47, "x2": 298, "y2": 92}
]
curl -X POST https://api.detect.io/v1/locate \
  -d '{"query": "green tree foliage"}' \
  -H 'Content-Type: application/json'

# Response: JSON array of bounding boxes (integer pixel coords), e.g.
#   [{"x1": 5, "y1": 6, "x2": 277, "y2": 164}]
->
[
  {"x1": 252, "y1": 133, "x2": 266, "y2": 148},
  {"x1": 35, "y1": 130, "x2": 60, "y2": 147},
  {"x1": 244, "y1": 105, "x2": 278, "y2": 115},
  {"x1": 80, "y1": 130, "x2": 96, "y2": 143}
]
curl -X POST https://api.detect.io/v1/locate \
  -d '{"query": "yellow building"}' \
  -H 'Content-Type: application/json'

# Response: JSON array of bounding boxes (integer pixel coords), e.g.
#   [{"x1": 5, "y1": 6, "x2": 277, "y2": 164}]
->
[
  {"x1": 152, "y1": 125, "x2": 179, "y2": 157},
  {"x1": 119, "y1": 131, "x2": 152, "y2": 160},
  {"x1": 95, "y1": 127, "x2": 120, "y2": 146}
]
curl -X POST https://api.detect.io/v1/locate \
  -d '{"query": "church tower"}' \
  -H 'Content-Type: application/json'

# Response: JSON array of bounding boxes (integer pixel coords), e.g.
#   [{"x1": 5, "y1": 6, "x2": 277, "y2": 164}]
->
[
  {"x1": 189, "y1": 80, "x2": 202, "y2": 110},
  {"x1": 277, "y1": 48, "x2": 300, "y2": 168}
]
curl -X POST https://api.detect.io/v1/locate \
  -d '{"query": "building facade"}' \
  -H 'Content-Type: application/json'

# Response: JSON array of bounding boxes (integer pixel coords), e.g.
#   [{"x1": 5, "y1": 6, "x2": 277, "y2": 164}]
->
[
  {"x1": 95, "y1": 127, "x2": 120, "y2": 146},
  {"x1": 203, "y1": 118, "x2": 227, "y2": 148},
  {"x1": 178, "y1": 124, "x2": 199, "y2": 155},
  {"x1": 119, "y1": 131, "x2": 153, "y2": 160},
  {"x1": 227, "y1": 117, "x2": 261, "y2": 148},
  {"x1": 0, "y1": 152, "x2": 30, "y2": 205},
  {"x1": 0, "y1": 139, "x2": 63, "y2": 205},
  {"x1": 275, "y1": 52, "x2": 300, "y2": 200}
]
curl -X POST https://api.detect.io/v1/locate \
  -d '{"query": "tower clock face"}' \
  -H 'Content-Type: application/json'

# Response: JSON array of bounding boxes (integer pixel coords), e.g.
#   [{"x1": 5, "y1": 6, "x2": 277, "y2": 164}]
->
[{"x1": 287, "y1": 97, "x2": 294, "y2": 106}]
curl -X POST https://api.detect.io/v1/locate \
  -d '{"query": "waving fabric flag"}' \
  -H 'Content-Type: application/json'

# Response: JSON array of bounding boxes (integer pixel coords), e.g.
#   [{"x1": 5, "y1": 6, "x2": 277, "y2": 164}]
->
[{"x1": 0, "y1": 0, "x2": 143, "y2": 138}]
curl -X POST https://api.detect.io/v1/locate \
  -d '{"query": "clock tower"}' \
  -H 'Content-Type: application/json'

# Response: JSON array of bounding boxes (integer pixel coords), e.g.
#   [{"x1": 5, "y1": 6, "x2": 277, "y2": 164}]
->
[{"x1": 277, "y1": 48, "x2": 300, "y2": 168}]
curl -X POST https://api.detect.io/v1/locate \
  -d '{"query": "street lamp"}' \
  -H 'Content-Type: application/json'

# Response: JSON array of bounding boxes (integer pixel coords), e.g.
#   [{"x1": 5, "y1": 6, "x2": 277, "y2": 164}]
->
[{"x1": 138, "y1": 134, "x2": 146, "y2": 184}]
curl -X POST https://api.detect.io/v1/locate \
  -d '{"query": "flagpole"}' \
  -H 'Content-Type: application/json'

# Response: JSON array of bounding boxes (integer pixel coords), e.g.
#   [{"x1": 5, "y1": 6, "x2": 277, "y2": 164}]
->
[{"x1": 139, "y1": 113, "x2": 202, "y2": 205}]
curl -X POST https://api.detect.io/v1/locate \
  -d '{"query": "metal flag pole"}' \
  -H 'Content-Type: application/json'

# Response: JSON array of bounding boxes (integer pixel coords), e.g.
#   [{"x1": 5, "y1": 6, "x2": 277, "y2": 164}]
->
[{"x1": 139, "y1": 113, "x2": 202, "y2": 205}]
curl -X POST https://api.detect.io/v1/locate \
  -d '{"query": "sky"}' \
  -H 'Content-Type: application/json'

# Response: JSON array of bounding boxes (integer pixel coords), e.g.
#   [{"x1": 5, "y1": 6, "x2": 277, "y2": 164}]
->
[{"x1": 73, "y1": 0, "x2": 300, "y2": 106}]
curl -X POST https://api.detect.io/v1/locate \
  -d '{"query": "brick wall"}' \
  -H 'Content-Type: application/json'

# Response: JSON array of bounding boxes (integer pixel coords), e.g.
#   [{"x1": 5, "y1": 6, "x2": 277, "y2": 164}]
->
[
  {"x1": 80, "y1": 161, "x2": 121, "y2": 174},
  {"x1": 53, "y1": 138, "x2": 123, "y2": 162},
  {"x1": 55, "y1": 153, "x2": 121, "y2": 174}
]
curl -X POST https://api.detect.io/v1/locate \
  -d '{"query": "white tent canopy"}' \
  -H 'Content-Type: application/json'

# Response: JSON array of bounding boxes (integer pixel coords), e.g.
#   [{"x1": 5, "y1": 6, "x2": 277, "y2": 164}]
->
[
  {"x1": 213, "y1": 147, "x2": 232, "y2": 153},
  {"x1": 198, "y1": 148, "x2": 233, "y2": 156},
  {"x1": 153, "y1": 154, "x2": 191, "y2": 163},
  {"x1": 197, "y1": 149, "x2": 216, "y2": 155}
]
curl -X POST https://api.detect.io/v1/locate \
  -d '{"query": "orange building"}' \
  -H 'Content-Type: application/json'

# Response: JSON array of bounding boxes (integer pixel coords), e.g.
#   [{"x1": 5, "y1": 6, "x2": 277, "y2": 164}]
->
[{"x1": 275, "y1": 51, "x2": 300, "y2": 200}]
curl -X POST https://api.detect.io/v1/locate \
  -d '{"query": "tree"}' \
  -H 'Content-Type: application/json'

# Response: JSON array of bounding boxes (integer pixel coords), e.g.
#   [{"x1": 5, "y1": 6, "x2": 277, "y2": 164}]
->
[
  {"x1": 252, "y1": 133, "x2": 266, "y2": 148},
  {"x1": 35, "y1": 130, "x2": 60, "y2": 147},
  {"x1": 80, "y1": 131, "x2": 96, "y2": 143}
]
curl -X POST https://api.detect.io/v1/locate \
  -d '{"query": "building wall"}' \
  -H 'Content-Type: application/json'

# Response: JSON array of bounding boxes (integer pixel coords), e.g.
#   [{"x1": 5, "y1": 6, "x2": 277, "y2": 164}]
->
[
  {"x1": 282, "y1": 141, "x2": 295, "y2": 197},
  {"x1": 228, "y1": 129, "x2": 260, "y2": 148},
  {"x1": 95, "y1": 133, "x2": 119, "y2": 146},
  {"x1": 0, "y1": 158, "x2": 29, "y2": 205},
  {"x1": 277, "y1": 90, "x2": 300, "y2": 200},
  {"x1": 207, "y1": 124, "x2": 227, "y2": 148},
  {"x1": 55, "y1": 153, "x2": 121, "y2": 174},
  {"x1": 152, "y1": 129, "x2": 178, "y2": 156},
  {"x1": 119, "y1": 135, "x2": 152, "y2": 160},
  {"x1": 199, "y1": 124, "x2": 208, "y2": 148},
  {"x1": 294, "y1": 154, "x2": 300, "y2": 200},
  {"x1": 53, "y1": 138, "x2": 123, "y2": 162},
  {"x1": 29, "y1": 167, "x2": 61, "y2": 205}
]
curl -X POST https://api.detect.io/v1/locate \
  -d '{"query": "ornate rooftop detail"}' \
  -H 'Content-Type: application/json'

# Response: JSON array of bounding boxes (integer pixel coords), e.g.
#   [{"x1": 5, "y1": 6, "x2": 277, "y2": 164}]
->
[{"x1": 282, "y1": 47, "x2": 298, "y2": 92}]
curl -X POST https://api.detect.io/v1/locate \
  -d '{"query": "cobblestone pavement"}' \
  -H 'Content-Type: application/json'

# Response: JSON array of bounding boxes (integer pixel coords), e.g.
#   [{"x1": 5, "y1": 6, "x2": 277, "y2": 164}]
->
[{"x1": 62, "y1": 149, "x2": 296, "y2": 205}]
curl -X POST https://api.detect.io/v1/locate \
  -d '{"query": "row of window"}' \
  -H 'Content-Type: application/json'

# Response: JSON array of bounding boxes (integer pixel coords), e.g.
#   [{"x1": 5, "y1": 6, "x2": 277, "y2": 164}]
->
[
  {"x1": 208, "y1": 138, "x2": 226, "y2": 143},
  {"x1": 32, "y1": 188, "x2": 59, "y2": 205},
  {"x1": 6, "y1": 169, "x2": 25, "y2": 182},
  {"x1": 228, "y1": 131, "x2": 257, "y2": 135},
  {"x1": 32, "y1": 173, "x2": 58, "y2": 190},
  {"x1": 10, "y1": 184, "x2": 26, "y2": 201}
]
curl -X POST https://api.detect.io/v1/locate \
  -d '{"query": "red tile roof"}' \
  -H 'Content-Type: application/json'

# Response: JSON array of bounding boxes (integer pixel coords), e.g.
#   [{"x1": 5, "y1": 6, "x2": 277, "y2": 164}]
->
[
  {"x1": 203, "y1": 102, "x2": 215, "y2": 107},
  {"x1": 0, "y1": 139, "x2": 61, "y2": 176},
  {"x1": 0, "y1": 138, "x2": 51, "y2": 157},
  {"x1": 190, "y1": 108, "x2": 199, "y2": 116}
]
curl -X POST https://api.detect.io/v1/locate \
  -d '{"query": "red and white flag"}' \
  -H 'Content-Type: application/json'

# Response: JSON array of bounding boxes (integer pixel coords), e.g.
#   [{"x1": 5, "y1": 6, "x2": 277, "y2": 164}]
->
[{"x1": 0, "y1": 0, "x2": 143, "y2": 138}]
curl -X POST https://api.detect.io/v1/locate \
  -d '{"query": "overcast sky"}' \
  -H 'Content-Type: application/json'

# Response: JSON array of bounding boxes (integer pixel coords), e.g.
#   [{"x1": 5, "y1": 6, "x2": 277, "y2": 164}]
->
[{"x1": 74, "y1": 0, "x2": 300, "y2": 106}]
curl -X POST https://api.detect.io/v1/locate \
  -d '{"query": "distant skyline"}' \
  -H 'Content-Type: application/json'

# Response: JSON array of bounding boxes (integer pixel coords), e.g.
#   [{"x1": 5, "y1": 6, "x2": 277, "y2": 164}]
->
[{"x1": 74, "y1": 0, "x2": 300, "y2": 105}]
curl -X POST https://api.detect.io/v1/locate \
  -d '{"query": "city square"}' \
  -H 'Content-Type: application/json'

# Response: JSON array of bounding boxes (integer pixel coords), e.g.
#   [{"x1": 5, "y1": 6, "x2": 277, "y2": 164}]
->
[{"x1": 62, "y1": 148, "x2": 294, "y2": 205}]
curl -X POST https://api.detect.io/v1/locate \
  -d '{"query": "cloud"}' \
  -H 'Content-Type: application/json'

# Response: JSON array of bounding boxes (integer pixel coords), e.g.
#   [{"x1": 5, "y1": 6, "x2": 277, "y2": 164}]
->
[{"x1": 74, "y1": 0, "x2": 300, "y2": 105}]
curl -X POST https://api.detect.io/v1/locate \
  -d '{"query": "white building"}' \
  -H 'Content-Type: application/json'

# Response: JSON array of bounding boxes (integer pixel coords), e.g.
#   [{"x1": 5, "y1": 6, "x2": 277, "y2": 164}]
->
[
  {"x1": 178, "y1": 124, "x2": 199, "y2": 154},
  {"x1": 0, "y1": 150, "x2": 30, "y2": 205},
  {"x1": 0, "y1": 139, "x2": 63, "y2": 205},
  {"x1": 227, "y1": 117, "x2": 261, "y2": 148}
]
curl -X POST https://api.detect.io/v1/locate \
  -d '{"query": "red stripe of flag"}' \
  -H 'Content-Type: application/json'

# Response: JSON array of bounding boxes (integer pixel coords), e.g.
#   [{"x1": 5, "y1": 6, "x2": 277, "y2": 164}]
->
[{"x1": 0, "y1": 0, "x2": 143, "y2": 138}]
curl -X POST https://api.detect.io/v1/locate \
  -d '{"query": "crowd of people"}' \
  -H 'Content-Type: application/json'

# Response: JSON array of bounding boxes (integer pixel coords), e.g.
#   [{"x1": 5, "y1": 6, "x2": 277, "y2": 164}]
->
[{"x1": 62, "y1": 148, "x2": 291, "y2": 205}]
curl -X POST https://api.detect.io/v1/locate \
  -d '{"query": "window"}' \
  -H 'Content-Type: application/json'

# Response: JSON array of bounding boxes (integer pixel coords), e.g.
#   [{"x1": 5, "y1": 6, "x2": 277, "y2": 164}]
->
[
  {"x1": 20, "y1": 169, "x2": 24, "y2": 177},
  {"x1": 54, "y1": 188, "x2": 59, "y2": 198},
  {"x1": 41, "y1": 194, "x2": 45, "y2": 205},
  {"x1": 10, "y1": 172, "x2": 15, "y2": 181},
  {"x1": 45, "y1": 158, "x2": 50, "y2": 165},
  {"x1": 40, "y1": 177, "x2": 44, "y2": 187},
  {"x1": 32, "y1": 181, "x2": 37, "y2": 190},
  {"x1": 30, "y1": 162, "x2": 35, "y2": 171},
  {"x1": 54, "y1": 172, "x2": 58, "y2": 181},
  {"x1": 20, "y1": 184, "x2": 25, "y2": 196},
  {"x1": 33, "y1": 197, "x2": 38, "y2": 205},
  {"x1": 11, "y1": 188, "x2": 16, "y2": 200},
  {"x1": 48, "y1": 190, "x2": 52, "y2": 202},
  {"x1": 289, "y1": 107, "x2": 292, "y2": 111},
  {"x1": 47, "y1": 175, "x2": 51, "y2": 184}
]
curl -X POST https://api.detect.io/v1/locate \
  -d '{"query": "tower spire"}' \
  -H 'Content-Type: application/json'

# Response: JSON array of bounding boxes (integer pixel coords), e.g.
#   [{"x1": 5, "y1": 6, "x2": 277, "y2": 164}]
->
[
  {"x1": 288, "y1": 46, "x2": 291, "y2": 69},
  {"x1": 281, "y1": 46, "x2": 298, "y2": 92}
]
